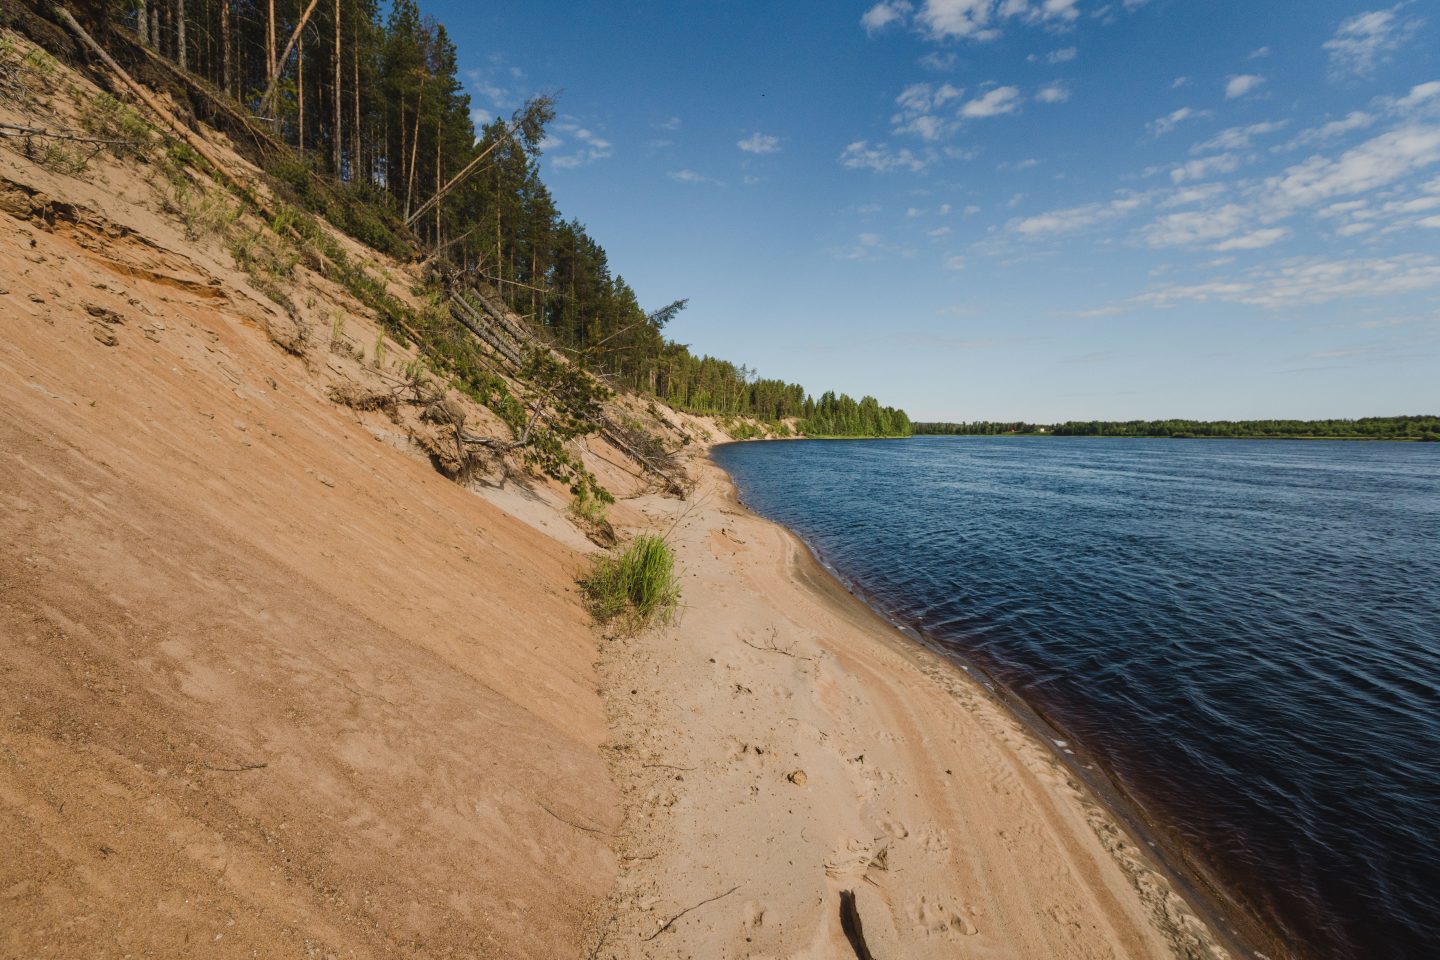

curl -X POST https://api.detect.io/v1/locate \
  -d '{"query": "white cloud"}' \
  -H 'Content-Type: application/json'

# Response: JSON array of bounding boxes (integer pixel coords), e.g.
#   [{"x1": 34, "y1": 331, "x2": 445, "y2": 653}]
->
[
  {"x1": 1148, "y1": 107, "x2": 1210, "y2": 137},
  {"x1": 961, "y1": 86, "x2": 1022, "y2": 118},
  {"x1": 668, "y1": 169, "x2": 722, "y2": 185},
  {"x1": 862, "y1": 1, "x2": 913, "y2": 34},
  {"x1": 1212, "y1": 227, "x2": 1290, "y2": 250},
  {"x1": 1009, "y1": 195, "x2": 1148, "y2": 238},
  {"x1": 1225, "y1": 74, "x2": 1266, "y2": 99},
  {"x1": 1036, "y1": 82, "x2": 1071, "y2": 104},
  {"x1": 944, "y1": 254, "x2": 967, "y2": 270},
  {"x1": 1324, "y1": 6, "x2": 1423, "y2": 78},
  {"x1": 1136, "y1": 255, "x2": 1440, "y2": 309},
  {"x1": 928, "y1": 226, "x2": 954, "y2": 237},
  {"x1": 1193, "y1": 120, "x2": 1288, "y2": 153},
  {"x1": 839, "y1": 140, "x2": 930, "y2": 173},
  {"x1": 549, "y1": 124, "x2": 613, "y2": 168},
  {"x1": 919, "y1": 50, "x2": 958, "y2": 71},
  {"x1": 1270, "y1": 124, "x2": 1440, "y2": 207},
  {"x1": 1249, "y1": 46, "x2": 1271, "y2": 59},
  {"x1": 913, "y1": 0, "x2": 1079, "y2": 41},
  {"x1": 1395, "y1": 81, "x2": 1440, "y2": 112},
  {"x1": 1283, "y1": 111, "x2": 1376, "y2": 150},
  {"x1": 1170, "y1": 154, "x2": 1240, "y2": 184},
  {"x1": 655, "y1": 116, "x2": 682, "y2": 131},
  {"x1": 892, "y1": 82, "x2": 965, "y2": 140},
  {"x1": 1048, "y1": 46, "x2": 1078, "y2": 64},
  {"x1": 1160, "y1": 183, "x2": 1228, "y2": 209},
  {"x1": 737, "y1": 132, "x2": 781, "y2": 154},
  {"x1": 1142, "y1": 203, "x2": 1253, "y2": 246}
]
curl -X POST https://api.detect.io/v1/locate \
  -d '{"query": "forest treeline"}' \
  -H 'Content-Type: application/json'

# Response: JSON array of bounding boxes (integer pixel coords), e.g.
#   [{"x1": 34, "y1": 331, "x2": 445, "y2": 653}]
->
[
  {"x1": 913, "y1": 417, "x2": 1440, "y2": 441},
  {"x1": 75, "y1": 0, "x2": 908, "y2": 437}
]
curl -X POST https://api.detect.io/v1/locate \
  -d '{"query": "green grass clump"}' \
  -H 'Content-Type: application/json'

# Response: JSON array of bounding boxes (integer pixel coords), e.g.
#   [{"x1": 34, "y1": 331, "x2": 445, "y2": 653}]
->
[{"x1": 582, "y1": 534, "x2": 681, "y2": 631}]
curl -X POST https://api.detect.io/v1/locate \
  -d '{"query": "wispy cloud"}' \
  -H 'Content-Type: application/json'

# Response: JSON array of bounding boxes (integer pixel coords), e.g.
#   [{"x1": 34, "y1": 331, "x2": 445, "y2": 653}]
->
[
  {"x1": 1225, "y1": 74, "x2": 1266, "y2": 99},
  {"x1": 1135, "y1": 255, "x2": 1440, "y2": 309},
  {"x1": 892, "y1": 82, "x2": 965, "y2": 140},
  {"x1": 962, "y1": 86, "x2": 1022, "y2": 119},
  {"x1": 1170, "y1": 153, "x2": 1241, "y2": 184},
  {"x1": 1211, "y1": 227, "x2": 1290, "y2": 251},
  {"x1": 668, "y1": 169, "x2": 722, "y2": 185},
  {"x1": 737, "y1": 132, "x2": 782, "y2": 154},
  {"x1": 1324, "y1": 5, "x2": 1423, "y2": 79},
  {"x1": 1008, "y1": 194, "x2": 1148, "y2": 238},
  {"x1": 863, "y1": 0, "x2": 1100, "y2": 43},
  {"x1": 1193, "y1": 120, "x2": 1288, "y2": 153},
  {"x1": 1036, "y1": 82, "x2": 1071, "y2": 104},
  {"x1": 549, "y1": 123, "x2": 613, "y2": 168},
  {"x1": 839, "y1": 140, "x2": 931, "y2": 173},
  {"x1": 1148, "y1": 107, "x2": 1210, "y2": 137},
  {"x1": 1282, "y1": 111, "x2": 1375, "y2": 150},
  {"x1": 861, "y1": 0, "x2": 913, "y2": 35}
]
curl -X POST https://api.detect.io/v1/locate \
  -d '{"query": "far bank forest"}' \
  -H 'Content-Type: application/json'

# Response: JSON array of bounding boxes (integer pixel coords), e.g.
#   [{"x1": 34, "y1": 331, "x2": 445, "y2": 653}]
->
[{"x1": 913, "y1": 417, "x2": 1440, "y2": 441}]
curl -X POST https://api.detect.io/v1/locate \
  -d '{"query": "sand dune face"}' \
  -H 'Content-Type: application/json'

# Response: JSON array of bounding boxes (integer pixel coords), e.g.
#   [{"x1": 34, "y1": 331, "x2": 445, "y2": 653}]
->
[
  {"x1": 3, "y1": 37, "x2": 1234, "y2": 958},
  {"x1": 1, "y1": 90, "x2": 617, "y2": 956}
]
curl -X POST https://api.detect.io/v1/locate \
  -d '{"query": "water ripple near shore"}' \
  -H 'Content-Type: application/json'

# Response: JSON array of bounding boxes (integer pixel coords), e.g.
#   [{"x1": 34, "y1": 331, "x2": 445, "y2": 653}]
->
[{"x1": 713, "y1": 436, "x2": 1440, "y2": 960}]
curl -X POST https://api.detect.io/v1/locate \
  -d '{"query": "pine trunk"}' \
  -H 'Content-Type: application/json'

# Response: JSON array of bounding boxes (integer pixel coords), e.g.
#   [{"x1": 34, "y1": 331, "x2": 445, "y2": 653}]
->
[
  {"x1": 267, "y1": 0, "x2": 277, "y2": 84},
  {"x1": 137, "y1": 0, "x2": 149, "y2": 47},
  {"x1": 221, "y1": 0, "x2": 230, "y2": 94},
  {"x1": 297, "y1": 32, "x2": 304, "y2": 153},
  {"x1": 176, "y1": 0, "x2": 186, "y2": 70},
  {"x1": 332, "y1": 0, "x2": 342, "y2": 175}
]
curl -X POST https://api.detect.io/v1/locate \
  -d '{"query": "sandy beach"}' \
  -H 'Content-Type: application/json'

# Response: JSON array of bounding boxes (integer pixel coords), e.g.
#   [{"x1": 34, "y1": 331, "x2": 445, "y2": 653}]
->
[{"x1": 584, "y1": 447, "x2": 1234, "y2": 959}]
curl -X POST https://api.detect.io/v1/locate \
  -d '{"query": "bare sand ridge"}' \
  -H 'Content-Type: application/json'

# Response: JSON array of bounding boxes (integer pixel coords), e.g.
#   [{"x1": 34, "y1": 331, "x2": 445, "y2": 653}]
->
[{"x1": 3, "y1": 30, "x2": 1235, "y2": 959}]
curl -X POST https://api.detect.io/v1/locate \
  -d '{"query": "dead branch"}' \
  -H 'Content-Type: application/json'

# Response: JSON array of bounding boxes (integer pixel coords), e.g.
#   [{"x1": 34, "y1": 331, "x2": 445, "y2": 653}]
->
[
  {"x1": 538, "y1": 801, "x2": 615, "y2": 837},
  {"x1": 200, "y1": 761, "x2": 268, "y2": 773},
  {"x1": 740, "y1": 627, "x2": 816, "y2": 661},
  {"x1": 258, "y1": 0, "x2": 323, "y2": 113},
  {"x1": 0, "y1": 121, "x2": 136, "y2": 146},
  {"x1": 641, "y1": 884, "x2": 743, "y2": 942}
]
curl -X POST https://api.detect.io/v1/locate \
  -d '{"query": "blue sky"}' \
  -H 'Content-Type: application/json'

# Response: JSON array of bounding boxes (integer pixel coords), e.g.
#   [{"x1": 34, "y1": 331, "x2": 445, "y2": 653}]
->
[{"x1": 426, "y1": 0, "x2": 1439, "y2": 421}]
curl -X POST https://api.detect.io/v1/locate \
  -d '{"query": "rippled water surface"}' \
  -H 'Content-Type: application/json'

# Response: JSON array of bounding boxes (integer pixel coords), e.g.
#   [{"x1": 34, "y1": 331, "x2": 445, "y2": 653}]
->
[{"x1": 712, "y1": 436, "x2": 1440, "y2": 959}]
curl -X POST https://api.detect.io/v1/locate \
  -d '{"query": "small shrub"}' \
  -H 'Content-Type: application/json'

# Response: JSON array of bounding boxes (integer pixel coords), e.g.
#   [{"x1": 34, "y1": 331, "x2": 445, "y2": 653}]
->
[{"x1": 582, "y1": 534, "x2": 681, "y2": 631}]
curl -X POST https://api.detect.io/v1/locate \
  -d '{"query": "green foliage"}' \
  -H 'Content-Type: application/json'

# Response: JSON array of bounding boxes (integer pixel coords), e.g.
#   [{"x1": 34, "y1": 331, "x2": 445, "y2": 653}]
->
[
  {"x1": 581, "y1": 534, "x2": 681, "y2": 631},
  {"x1": 77, "y1": 92, "x2": 152, "y2": 159},
  {"x1": 800, "y1": 392, "x2": 912, "y2": 438}
]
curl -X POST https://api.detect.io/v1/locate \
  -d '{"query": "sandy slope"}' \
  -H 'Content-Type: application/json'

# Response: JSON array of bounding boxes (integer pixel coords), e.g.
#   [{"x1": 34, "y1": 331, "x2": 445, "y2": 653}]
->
[
  {"x1": 588, "y1": 451, "x2": 1231, "y2": 959},
  {"x1": 0, "y1": 59, "x2": 619, "y2": 956}
]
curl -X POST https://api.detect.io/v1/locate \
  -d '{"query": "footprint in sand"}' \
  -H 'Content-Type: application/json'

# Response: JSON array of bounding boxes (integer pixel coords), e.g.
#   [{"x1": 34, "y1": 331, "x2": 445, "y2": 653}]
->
[
  {"x1": 908, "y1": 895, "x2": 978, "y2": 938},
  {"x1": 877, "y1": 818, "x2": 909, "y2": 840},
  {"x1": 916, "y1": 824, "x2": 951, "y2": 859}
]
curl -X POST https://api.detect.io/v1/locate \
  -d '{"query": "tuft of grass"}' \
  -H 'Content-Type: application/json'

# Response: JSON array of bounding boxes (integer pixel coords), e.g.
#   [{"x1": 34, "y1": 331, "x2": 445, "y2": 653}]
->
[{"x1": 582, "y1": 534, "x2": 681, "y2": 631}]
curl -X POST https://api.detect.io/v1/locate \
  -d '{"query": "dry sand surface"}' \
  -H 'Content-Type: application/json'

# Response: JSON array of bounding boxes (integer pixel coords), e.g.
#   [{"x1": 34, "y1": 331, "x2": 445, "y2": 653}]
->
[{"x1": 2, "y1": 35, "x2": 1235, "y2": 958}]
